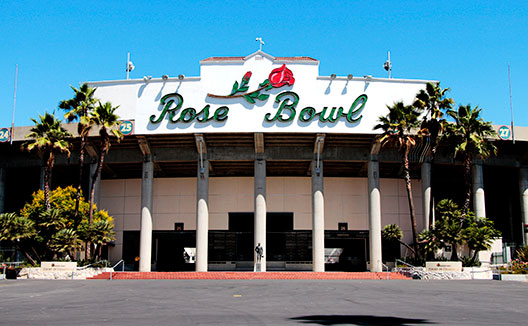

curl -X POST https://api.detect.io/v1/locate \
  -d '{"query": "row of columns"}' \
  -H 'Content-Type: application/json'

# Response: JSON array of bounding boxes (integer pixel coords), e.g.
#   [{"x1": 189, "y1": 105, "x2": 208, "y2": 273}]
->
[{"x1": 134, "y1": 157, "x2": 527, "y2": 272}]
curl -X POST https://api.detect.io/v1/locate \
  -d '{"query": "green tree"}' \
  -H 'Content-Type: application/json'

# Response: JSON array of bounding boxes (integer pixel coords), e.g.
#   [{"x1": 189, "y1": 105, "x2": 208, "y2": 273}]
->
[
  {"x1": 18, "y1": 186, "x2": 115, "y2": 264},
  {"x1": 382, "y1": 224, "x2": 416, "y2": 256},
  {"x1": 0, "y1": 212, "x2": 38, "y2": 265},
  {"x1": 59, "y1": 84, "x2": 98, "y2": 220},
  {"x1": 374, "y1": 102, "x2": 422, "y2": 252},
  {"x1": 414, "y1": 82, "x2": 454, "y2": 158},
  {"x1": 444, "y1": 105, "x2": 497, "y2": 215},
  {"x1": 434, "y1": 199, "x2": 464, "y2": 261},
  {"x1": 22, "y1": 113, "x2": 72, "y2": 210},
  {"x1": 86, "y1": 101, "x2": 122, "y2": 259},
  {"x1": 461, "y1": 215, "x2": 501, "y2": 261}
]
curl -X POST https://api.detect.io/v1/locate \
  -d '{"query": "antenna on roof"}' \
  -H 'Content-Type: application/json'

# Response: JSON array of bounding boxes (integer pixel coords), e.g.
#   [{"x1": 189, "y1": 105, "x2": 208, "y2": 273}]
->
[
  {"x1": 11, "y1": 64, "x2": 18, "y2": 145},
  {"x1": 126, "y1": 52, "x2": 135, "y2": 80},
  {"x1": 383, "y1": 51, "x2": 392, "y2": 78},
  {"x1": 256, "y1": 37, "x2": 265, "y2": 51}
]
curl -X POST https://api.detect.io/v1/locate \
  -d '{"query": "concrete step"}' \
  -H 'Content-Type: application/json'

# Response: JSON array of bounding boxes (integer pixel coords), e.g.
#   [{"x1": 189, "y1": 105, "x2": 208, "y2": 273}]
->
[{"x1": 88, "y1": 271, "x2": 412, "y2": 280}]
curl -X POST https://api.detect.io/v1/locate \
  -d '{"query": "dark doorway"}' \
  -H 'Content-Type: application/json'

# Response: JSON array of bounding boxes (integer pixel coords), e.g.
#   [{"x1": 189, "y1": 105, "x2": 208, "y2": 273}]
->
[{"x1": 325, "y1": 231, "x2": 368, "y2": 271}]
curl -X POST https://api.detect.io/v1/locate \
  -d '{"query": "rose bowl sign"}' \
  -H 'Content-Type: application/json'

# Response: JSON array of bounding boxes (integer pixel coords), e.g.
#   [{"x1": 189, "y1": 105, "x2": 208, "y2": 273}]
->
[{"x1": 89, "y1": 51, "x2": 433, "y2": 135}]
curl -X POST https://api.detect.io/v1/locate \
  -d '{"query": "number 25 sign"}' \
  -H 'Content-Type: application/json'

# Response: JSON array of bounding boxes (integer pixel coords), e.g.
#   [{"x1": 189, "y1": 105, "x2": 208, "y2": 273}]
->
[{"x1": 119, "y1": 120, "x2": 134, "y2": 136}]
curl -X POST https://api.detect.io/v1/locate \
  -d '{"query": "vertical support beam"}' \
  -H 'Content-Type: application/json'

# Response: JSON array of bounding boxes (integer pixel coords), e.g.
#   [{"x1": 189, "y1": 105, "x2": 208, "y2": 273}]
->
[
  {"x1": 472, "y1": 160, "x2": 486, "y2": 218},
  {"x1": 519, "y1": 167, "x2": 528, "y2": 245},
  {"x1": 196, "y1": 158, "x2": 209, "y2": 272},
  {"x1": 89, "y1": 162, "x2": 101, "y2": 207},
  {"x1": 139, "y1": 157, "x2": 153, "y2": 272},
  {"x1": 421, "y1": 161, "x2": 432, "y2": 230},
  {"x1": 0, "y1": 167, "x2": 5, "y2": 213},
  {"x1": 312, "y1": 160, "x2": 325, "y2": 272},
  {"x1": 368, "y1": 156, "x2": 382, "y2": 272},
  {"x1": 254, "y1": 157, "x2": 266, "y2": 272}
]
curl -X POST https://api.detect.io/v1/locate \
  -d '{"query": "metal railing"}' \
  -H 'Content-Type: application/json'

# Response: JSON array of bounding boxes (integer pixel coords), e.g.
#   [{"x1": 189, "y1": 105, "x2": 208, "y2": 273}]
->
[
  {"x1": 109, "y1": 259, "x2": 125, "y2": 280},
  {"x1": 381, "y1": 263, "x2": 390, "y2": 280}
]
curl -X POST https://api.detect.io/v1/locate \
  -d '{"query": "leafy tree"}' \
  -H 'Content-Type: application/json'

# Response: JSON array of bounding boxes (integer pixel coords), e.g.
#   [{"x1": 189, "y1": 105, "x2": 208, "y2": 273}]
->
[
  {"x1": 425, "y1": 199, "x2": 500, "y2": 262},
  {"x1": 59, "y1": 84, "x2": 99, "y2": 220},
  {"x1": 444, "y1": 105, "x2": 497, "y2": 215},
  {"x1": 375, "y1": 102, "x2": 422, "y2": 252},
  {"x1": 461, "y1": 215, "x2": 501, "y2": 261},
  {"x1": 382, "y1": 224, "x2": 416, "y2": 256},
  {"x1": 16, "y1": 186, "x2": 115, "y2": 264},
  {"x1": 0, "y1": 212, "x2": 38, "y2": 265},
  {"x1": 22, "y1": 113, "x2": 72, "y2": 210}
]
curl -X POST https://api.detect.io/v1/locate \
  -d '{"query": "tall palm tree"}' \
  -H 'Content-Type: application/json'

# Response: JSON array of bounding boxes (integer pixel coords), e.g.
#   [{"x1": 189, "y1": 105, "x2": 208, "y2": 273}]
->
[
  {"x1": 444, "y1": 104, "x2": 497, "y2": 215},
  {"x1": 23, "y1": 113, "x2": 72, "y2": 210},
  {"x1": 374, "y1": 102, "x2": 422, "y2": 252},
  {"x1": 87, "y1": 102, "x2": 123, "y2": 245},
  {"x1": 413, "y1": 82, "x2": 454, "y2": 227},
  {"x1": 59, "y1": 84, "x2": 98, "y2": 221}
]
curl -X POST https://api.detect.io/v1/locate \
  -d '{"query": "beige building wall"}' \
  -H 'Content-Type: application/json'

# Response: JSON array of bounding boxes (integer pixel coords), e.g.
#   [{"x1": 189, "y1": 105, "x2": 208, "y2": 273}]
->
[{"x1": 101, "y1": 176, "x2": 423, "y2": 262}]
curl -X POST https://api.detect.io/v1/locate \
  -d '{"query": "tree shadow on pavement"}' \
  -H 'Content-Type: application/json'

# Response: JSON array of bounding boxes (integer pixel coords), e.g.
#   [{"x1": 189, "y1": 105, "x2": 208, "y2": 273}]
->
[{"x1": 290, "y1": 315, "x2": 435, "y2": 325}]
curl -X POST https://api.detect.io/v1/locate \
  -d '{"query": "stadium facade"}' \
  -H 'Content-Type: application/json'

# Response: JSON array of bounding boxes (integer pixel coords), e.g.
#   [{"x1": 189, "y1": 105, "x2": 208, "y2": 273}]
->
[{"x1": 1, "y1": 51, "x2": 526, "y2": 272}]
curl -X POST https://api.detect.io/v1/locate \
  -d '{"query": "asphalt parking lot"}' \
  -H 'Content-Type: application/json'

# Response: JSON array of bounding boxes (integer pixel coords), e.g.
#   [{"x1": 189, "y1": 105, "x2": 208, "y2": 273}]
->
[{"x1": 0, "y1": 279, "x2": 526, "y2": 325}]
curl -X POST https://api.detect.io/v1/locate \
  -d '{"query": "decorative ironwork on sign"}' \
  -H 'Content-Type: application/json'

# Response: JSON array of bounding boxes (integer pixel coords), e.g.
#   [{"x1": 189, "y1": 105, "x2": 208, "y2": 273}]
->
[{"x1": 208, "y1": 64, "x2": 295, "y2": 104}]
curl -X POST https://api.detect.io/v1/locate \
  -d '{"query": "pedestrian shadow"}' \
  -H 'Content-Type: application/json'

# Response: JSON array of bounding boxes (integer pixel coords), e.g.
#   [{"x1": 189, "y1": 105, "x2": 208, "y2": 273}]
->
[{"x1": 290, "y1": 315, "x2": 434, "y2": 325}]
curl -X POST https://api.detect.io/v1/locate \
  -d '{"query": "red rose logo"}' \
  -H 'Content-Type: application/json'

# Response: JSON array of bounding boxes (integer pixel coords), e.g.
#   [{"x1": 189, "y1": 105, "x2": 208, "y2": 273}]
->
[{"x1": 269, "y1": 64, "x2": 295, "y2": 88}]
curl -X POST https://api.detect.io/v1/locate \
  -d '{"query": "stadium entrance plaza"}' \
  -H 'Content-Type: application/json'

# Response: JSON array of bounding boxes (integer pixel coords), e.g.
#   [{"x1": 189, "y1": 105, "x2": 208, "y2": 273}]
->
[{"x1": 1, "y1": 279, "x2": 526, "y2": 325}]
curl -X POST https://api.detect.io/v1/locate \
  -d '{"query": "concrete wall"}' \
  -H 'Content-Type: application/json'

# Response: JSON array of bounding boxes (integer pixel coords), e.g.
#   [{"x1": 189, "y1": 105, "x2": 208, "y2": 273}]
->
[{"x1": 101, "y1": 176, "x2": 423, "y2": 262}]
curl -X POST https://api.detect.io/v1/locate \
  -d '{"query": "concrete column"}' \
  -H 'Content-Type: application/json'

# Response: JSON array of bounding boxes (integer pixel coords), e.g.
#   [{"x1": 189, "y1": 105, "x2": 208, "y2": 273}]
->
[
  {"x1": 368, "y1": 157, "x2": 382, "y2": 272},
  {"x1": 139, "y1": 158, "x2": 154, "y2": 272},
  {"x1": 254, "y1": 158, "x2": 266, "y2": 272},
  {"x1": 312, "y1": 160, "x2": 325, "y2": 272},
  {"x1": 0, "y1": 167, "x2": 5, "y2": 213},
  {"x1": 196, "y1": 158, "x2": 209, "y2": 272},
  {"x1": 519, "y1": 167, "x2": 528, "y2": 245},
  {"x1": 89, "y1": 162, "x2": 101, "y2": 207},
  {"x1": 421, "y1": 161, "x2": 432, "y2": 230},
  {"x1": 472, "y1": 160, "x2": 486, "y2": 218}
]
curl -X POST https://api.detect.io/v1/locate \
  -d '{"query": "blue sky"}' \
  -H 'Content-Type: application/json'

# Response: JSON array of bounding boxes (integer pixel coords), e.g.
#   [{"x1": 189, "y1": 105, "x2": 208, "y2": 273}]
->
[{"x1": 1, "y1": 1, "x2": 526, "y2": 128}]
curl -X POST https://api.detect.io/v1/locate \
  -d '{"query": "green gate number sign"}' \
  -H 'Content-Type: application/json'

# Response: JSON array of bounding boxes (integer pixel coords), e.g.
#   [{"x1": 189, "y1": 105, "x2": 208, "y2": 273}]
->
[
  {"x1": 119, "y1": 120, "x2": 134, "y2": 135},
  {"x1": 0, "y1": 128, "x2": 10, "y2": 142},
  {"x1": 498, "y1": 125, "x2": 511, "y2": 140}
]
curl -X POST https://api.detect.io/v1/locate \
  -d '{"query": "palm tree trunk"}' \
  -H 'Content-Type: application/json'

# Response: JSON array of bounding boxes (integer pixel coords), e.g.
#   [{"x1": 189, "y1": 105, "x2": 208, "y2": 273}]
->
[
  {"x1": 450, "y1": 243, "x2": 459, "y2": 261},
  {"x1": 86, "y1": 139, "x2": 107, "y2": 260},
  {"x1": 402, "y1": 147, "x2": 419, "y2": 255},
  {"x1": 12, "y1": 241, "x2": 38, "y2": 266},
  {"x1": 73, "y1": 134, "x2": 87, "y2": 224},
  {"x1": 44, "y1": 152, "x2": 54, "y2": 211},
  {"x1": 462, "y1": 154, "x2": 472, "y2": 217}
]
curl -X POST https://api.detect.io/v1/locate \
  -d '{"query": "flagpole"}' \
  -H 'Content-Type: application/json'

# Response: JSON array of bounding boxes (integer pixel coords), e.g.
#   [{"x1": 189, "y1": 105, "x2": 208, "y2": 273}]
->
[
  {"x1": 508, "y1": 63, "x2": 515, "y2": 143},
  {"x1": 11, "y1": 64, "x2": 18, "y2": 145}
]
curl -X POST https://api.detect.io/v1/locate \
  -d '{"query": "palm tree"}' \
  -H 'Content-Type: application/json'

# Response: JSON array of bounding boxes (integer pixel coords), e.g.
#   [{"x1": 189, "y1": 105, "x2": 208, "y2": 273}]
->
[
  {"x1": 86, "y1": 102, "x2": 122, "y2": 258},
  {"x1": 413, "y1": 82, "x2": 454, "y2": 228},
  {"x1": 23, "y1": 113, "x2": 72, "y2": 210},
  {"x1": 59, "y1": 84, "x2": 98, "y2": 222},
  {"x1": 374, "y1": 102, "x2": 422, "y2": 253},
  {"x1": 414, "y1": 82, "x2": 454, "y2": 158},
  {"x1": 444, "y1": 105, "x2": 497, "y2": 215}
]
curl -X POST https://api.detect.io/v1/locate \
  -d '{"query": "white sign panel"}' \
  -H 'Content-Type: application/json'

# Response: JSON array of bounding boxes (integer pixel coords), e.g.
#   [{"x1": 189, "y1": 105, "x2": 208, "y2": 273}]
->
[{"x1": 91, "y1": 52, "x2": 433, "y2": 135}]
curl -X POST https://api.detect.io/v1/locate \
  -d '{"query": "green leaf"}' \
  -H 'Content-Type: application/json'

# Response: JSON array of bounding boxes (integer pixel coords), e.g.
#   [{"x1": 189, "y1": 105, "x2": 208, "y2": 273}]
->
[
  {"x1": 257, "y1": 94, "x2": 269, "y2": 101},
  {"x1": 230, "y1": 81, "x2": 239, "y2": 95},
  {"x1": 239, "y1": 86, "x2": 249, "y2": 92},
  {"x1": 243, "y1": 95, "x2": 256, "y2": 104}
]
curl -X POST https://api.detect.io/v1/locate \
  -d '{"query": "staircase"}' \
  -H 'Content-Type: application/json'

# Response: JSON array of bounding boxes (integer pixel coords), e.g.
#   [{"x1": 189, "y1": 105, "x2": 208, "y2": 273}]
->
[{"x1": 88, "y1": 271, "x2": 411, "y2": 280}]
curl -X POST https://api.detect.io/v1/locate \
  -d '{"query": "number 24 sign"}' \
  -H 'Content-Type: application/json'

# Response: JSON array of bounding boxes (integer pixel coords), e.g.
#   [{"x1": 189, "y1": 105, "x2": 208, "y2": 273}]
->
[
  {"x1": 0, "y1": 128, "x2": 10, "y2": 142},
  {"x1": 119, "y1": 120, "x2": 134, "y2": 136}
]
